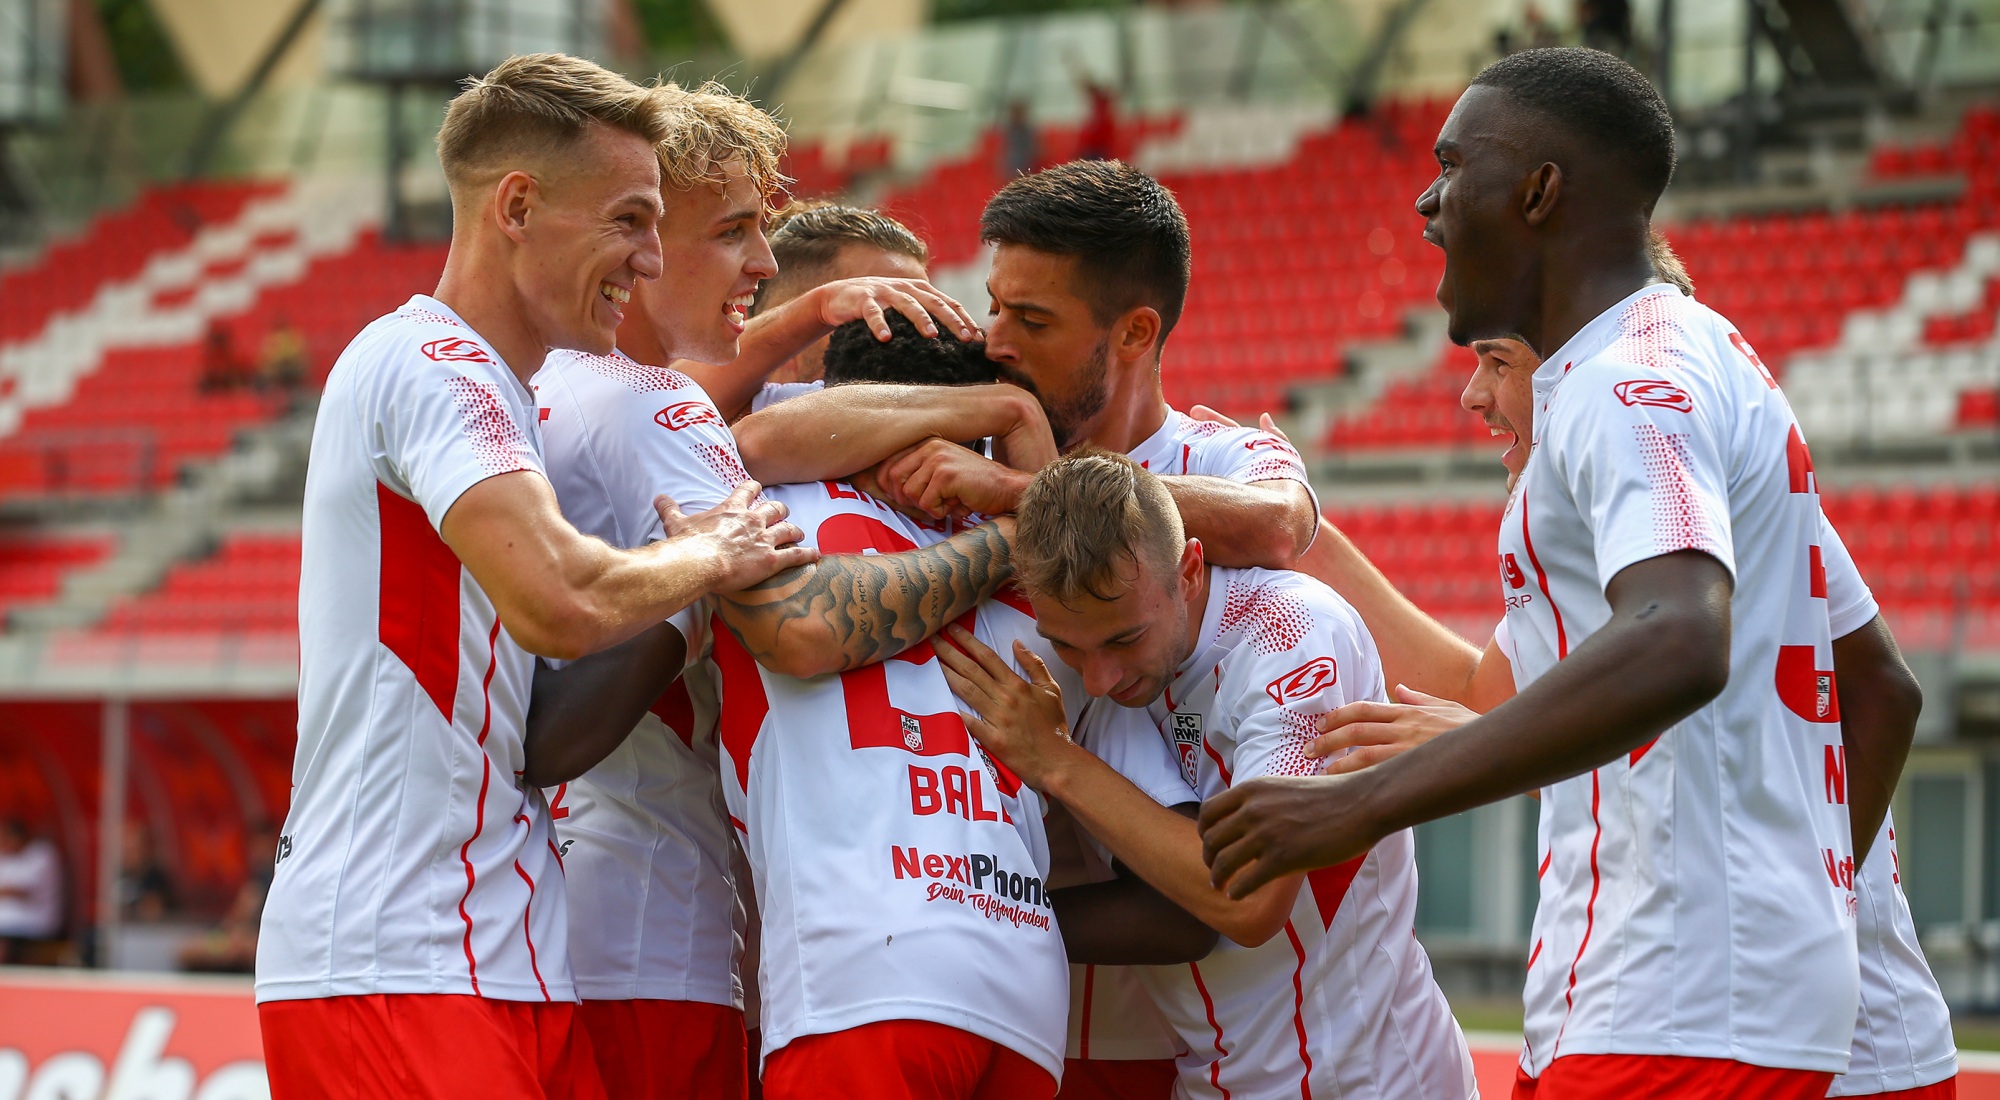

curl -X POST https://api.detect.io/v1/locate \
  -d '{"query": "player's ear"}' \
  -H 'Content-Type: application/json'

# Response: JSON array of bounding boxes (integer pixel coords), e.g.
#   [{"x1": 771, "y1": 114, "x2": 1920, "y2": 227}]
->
[
  {"x1": 492, "y1": 170, "x2": 538, "y2": 243},
  {"x1": 1113, "y1": 306, "x2": 1161, "y2": 363},
  {"x1": 1178, "y1": 537, "x2": 1204, "y2": 592},
  {"x1": 1520, "y1": 162, "x2": 1562, "y2": 229}
]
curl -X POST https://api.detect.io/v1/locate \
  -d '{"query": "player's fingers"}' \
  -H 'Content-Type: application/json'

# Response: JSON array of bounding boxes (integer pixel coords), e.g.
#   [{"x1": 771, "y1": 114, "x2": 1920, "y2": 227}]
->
[
  {"x1": 858, "y1": 298, "x2": 892, "y2": 340},
  {"x1": 950, "y1": 622, "x2": 1017, "y2": 680},
  {"x1": 653, "y1": 493, "x2": 687, "y2": 529},
  {"x1": 1318, "y1": 744, "x2": 1406, "y2": 776},
  {"x1": 1313, "y1": 700, "x2": 1401, "y2": 734},
  {"x1": 922, "y1": 288, "x2": 980, "y2": 340},
  {"x1": 765, "y1": 520, "x2": 807, "y2": 548},
  {"x1": 1014, "y1": 642, "x2": 1059, "y2": 689},
  {"x1": 1187, "y1": 404, "x2": 1241, "y2": 429},
  {"x1": 1390, "y1": 683, "x2": 1447, "y2": 706},
  {"x1": 1258, "y1": 413, "x2": 1293, "y2": 443},
  {"x1": 752, "y1": 498, "x2": 790, "y2": 527},
  {"x1": 1304, "y1": 721, "x2": 1399, "y2": 758},
  {"x1": 772, "y1": 545, "x2": 819, "y2": 571},
  {"x1": 724, "y1": 480, "x2": 762, "y2": 510},
  {"x1": 939, "y1": 663, "x2": 997, "y2": 712},
  {"x1": 895, "y1": 294, "x2": 938, "y2": 337}
]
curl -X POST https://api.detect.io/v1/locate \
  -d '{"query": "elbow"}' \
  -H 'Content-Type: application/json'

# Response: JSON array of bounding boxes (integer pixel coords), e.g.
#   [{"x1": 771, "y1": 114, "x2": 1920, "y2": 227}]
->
[
  {"x1": 507, "y1": 601, "x2": 603, "y2": 663},
  {"x1": 520, "y1": 754, "x2": 576, "y2": 791},
  {"x1": 1170, "y1": 923, "x2": 1222, "y2": 962},
  {"x1": 757, "y1": 638, "x2": 845, "y2": 680},
  {"x1": 1218, "y1": 909, "x2": 1289, "y2": 949},
  {"x1": 1651, "y1": 615, "x2": 1731, "y2": 713}
]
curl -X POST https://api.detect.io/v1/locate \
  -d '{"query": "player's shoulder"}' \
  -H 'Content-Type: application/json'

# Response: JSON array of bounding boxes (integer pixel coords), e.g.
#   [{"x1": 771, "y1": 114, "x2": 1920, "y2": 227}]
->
[
  {"x1": 542, "y1": 347, "x2": 708, "y2": 397},
  {"x1": 1211, "y1": 566, "x2": 1366, "y2": 656},
  {"x1": 330, "y1": 297, "x2": 520, "y2": 409}
]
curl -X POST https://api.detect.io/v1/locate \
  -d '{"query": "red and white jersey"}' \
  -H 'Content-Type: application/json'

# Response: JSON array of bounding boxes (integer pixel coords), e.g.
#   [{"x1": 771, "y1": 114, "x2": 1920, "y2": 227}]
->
[
  {"x1": 1065, "y1": 703, "x2": 1199, "y2": 1062},
  {"x1": 1120, "y1": 566, "x2": 1474, "y2": 1100},
  {"x1": 1501, "y1": 285, "x2": 1858, "y2": 1075},
  {"x1": 1816, "y1": 519, "x2": 1956, "y2": 1096},
  {"x1": 531, "y1": 348, "x2": 749, "y2": 1006},
  {"x1": 1126, "y1": 407, "x2": 1319, "y2": 514},
  {"x1": 260, "y1": 295, "x2": 570, "y2": 1004},
  {"x1": 715, "y1": 481, "x2": 1084, "y2": 1080}
]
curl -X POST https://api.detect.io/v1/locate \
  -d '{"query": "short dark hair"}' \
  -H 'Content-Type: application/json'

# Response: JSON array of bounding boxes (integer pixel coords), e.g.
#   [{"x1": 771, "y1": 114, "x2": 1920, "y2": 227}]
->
[
  {"x1": 753, "y1": 202, "x2": 929, "y2": 313},
  {"x1": 1469, "y1": 47, "x2": 1676, "y2": 203},
  {"x1": 822, "y1": 311, "x2": 996, "y2": 388},
  {"x1": 980, "y1": 160, "x2": 1191, "y2": 342}
]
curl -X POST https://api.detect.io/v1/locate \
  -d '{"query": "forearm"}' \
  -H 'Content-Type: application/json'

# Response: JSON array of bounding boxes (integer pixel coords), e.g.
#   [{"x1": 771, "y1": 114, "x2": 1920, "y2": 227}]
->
[
  {"x1": 1162, "y1": 477, "x2": 1315, "y2": 570},
  {"x1": 1297, "y1": 518, "x2": 1483, "y2": 701},
  {"x1": 1045, "y1": 746, "x2": 1295, "y2": 946},
  {"x1": 1834, "y1": 616, "x2": 1923, "y2": 865},
  {"x1": 735, "y1": 385, "x2": 1040, "y2": 486},
  {"x1": 556, "y1": 538, "x2": 722, "y2": 657},
  {"x1": 716, "y1": 518, "x2": 1014, "y2": 677},
  {"x1": 1052, "y1": 875, "x2": 1219, "y2": 964},
  {"x1": 1353, "y1": 605, "x2": 1727, "y2": 839},
  {"x1": 524, "y1": 620, "x2": 688, "y2": 788},
  {"x1": 681, "y1": 298, "x2": 834, "y2": 422}
]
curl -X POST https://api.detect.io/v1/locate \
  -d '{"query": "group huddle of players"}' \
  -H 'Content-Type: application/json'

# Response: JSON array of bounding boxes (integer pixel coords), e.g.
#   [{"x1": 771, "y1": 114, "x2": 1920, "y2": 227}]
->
[{"x1": 249, "y1": 41, "x2": 1959, "y2": 1100}]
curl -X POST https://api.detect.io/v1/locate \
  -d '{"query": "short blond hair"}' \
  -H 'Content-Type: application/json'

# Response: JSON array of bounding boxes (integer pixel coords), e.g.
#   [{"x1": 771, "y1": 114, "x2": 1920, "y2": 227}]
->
[
  {"x1": 1015, "y1": 451, "x2": 1185, "y2": 606},
  {"x1": 437, "y1": 53, "x2": 665, "y2": 194},
  {"x1": 652, "y1": 81, "x2": 790, "y2": 205}
]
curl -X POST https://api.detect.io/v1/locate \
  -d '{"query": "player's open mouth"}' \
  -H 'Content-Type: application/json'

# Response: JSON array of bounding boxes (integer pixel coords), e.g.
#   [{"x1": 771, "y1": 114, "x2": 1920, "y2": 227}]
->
[
  {"x1": 599, "y1": 282, "x2": 630, "y2": 305},
  {"x1": 1490, "y1": 424, "x2": 1519, "y2": 465},
  {"x1": 725, "y1": 293, "x2": 755, "y2": 331}
]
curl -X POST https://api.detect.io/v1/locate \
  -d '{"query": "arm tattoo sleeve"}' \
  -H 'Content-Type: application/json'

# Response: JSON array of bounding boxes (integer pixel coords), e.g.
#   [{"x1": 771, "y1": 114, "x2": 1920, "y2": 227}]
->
[{"x1": 716, "y1": 520, "x2": 1013, "y2": 673}]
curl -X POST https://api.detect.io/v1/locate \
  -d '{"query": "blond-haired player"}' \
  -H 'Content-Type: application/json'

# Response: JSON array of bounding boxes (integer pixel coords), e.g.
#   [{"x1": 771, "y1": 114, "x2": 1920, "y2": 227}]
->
[{"x1": 256, "y1": 56, "x2": 812, "y2": 1100}]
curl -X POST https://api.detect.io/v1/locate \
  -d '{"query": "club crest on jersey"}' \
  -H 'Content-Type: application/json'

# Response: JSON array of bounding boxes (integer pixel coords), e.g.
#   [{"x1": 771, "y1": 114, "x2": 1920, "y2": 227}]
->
[
  {"x1": 902, "y1": 714, "x2": 924, "y2": 751},
  {"x1": 1266, "y1": 656, "x2": 1338, "y2": 706},
  {"x1": 421, "y1": 337, "x2": 492, "y2": 364},
  {"x1": 1613, "y1": 379, "x2": 1692, "y2": 413},
  {"x1": 1171, "y1": 712, "x2": 1203, "y2": 786},
  {"x1": 1816, "y1": 674, "x2": 1834, "y2": 719},
  {"x1": 656, "y1": 401, "x2": 723, "y2": 431}
]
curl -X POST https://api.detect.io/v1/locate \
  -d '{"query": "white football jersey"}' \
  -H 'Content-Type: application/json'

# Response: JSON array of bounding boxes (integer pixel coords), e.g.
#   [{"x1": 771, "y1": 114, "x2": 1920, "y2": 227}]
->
[
  {"x1": 1126, "y1": 408, "x2": 1319, "y2": 515},
  {"x1": 1064, "y1": 702, "x2": 1200, "y2": 1062},
  {"x1": 531, "y1": 349, "x2": 748, "y2": 1006},
  {"x1": 1816, "y1": 518, "x2": 1957, "y2": 1096},
  {"x1": 1115, "y1": 566, "x2": 1474, "y2": 1100},
  {"x1": 716, "y1": 481, "x2": 1084, "y2": 1080},
  {"x1": 1501, "y1": 285, "x2": 1858, "y2": 1075},
  {"x1": 260, "y1": 295, "x2": 571, "y2": 1004}
]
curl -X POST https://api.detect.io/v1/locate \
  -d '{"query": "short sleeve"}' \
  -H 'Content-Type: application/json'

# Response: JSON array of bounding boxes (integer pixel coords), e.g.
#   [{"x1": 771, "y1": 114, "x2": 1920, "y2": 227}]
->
[
  {"x1": 1818, "y1": 511, "x2": 1879, "y2": 639},
  {"x1": 1181, "y1": 422, "x2": 1321, "y2": 538},
  {"x1": 1548, "y1": 362, "x2": 1736, "y2": 592},
  {"x1": 751, "y1": 380, "x2": 826, "y2": 413},
  {"x1": 1224, "y1": 597, "x2": 1373, "y2": 783},
  {"x1": 1077, "y1": 703, "x2": 1198, "y2": 809},
  {"x1": 366, "y1": 345, "x2": 541, "y2": 532}
]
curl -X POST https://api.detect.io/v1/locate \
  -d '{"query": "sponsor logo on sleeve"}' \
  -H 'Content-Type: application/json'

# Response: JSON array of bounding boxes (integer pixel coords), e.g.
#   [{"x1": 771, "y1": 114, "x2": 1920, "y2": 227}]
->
[
  {"x1": 1245, "y1": 436, "x2": 1301, "y2": 456},
  {"x1": 421, "y1": 337, "x2": 492, "y2": 364},
  {"x1": 1613, "y1": 379, "x2": 1693, "y2": 413},
  {"x1": 1265, "y1": 655, "x2": 1338, "y2": 706},
  {"x1": 655, "y1": 400, "x2": 725, "y2": 430}
]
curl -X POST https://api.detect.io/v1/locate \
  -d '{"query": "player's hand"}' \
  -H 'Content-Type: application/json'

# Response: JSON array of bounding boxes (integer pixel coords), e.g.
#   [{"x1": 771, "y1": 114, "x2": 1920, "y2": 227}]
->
[
  {"x1": 813, "y1": 277, "x2": 982, "y2": 343},
  {"x1": 935, "y1": 625, "x2": 1073, "y2": 790},
  {"x1": 1308, "y1": 685, "x2": 1476, "y2": 776},
  {"x1": 1188, "y1": 404, "x2": 1293, "y2": 445},
  {"x1": 876, "y1": 439, "x2": 1031, "y2": 520},
  {"x1": 1198, "y1": 772, "x2": 1375, "y2": 899},
  {"x1": 989, "y1": 387, "x2": 1059, "y2": 473},
  {"x1": 655, "y1": 482, "x2": 817, "y2": 593}
]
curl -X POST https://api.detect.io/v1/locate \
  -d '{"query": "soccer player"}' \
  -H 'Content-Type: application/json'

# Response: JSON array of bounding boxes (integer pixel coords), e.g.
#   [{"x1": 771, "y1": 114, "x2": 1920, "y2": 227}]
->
[
  {"x1": 938, "y1": 451, "x2": 1476, "y2": 1100},
  {"x1": 734, "y1": 160, "x2": 1319, "y2": 572},
  {"x1": 672, "y1": 201, "x2": 972, "y2": 421},
  {"x1": 1197, "y1": 47, "x2": 1867, "y2": 1097},
  {"x1": 523, "y1": 84, "x2": 1017, "y2": 1100},
  {"x1": 256, "y1": 55, "x2": 813, "y2": 1100}
]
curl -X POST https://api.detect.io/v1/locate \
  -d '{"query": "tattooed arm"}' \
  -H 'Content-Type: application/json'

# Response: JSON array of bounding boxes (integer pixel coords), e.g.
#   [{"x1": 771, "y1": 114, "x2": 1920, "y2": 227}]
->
[{"x1": 714, "y1": 516, "x2": 1016, "y2": 678}]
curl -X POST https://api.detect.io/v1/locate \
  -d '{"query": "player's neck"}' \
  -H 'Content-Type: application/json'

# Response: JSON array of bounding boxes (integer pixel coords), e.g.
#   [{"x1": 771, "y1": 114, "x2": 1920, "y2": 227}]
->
[
  {"x1": 1533, "y1": 237, "x2": 1659, "y2": 358},
  {"x1": 1175, "y1": 565, "x2": 1213, "y2": 670},
  {"x1": 434, "y1": 243, "x2": 546, "y2": 388},
  {"x1": 617, "y1": 310, "x2": 672, "y2": 367},
  {"x1": 1083, "y1": 362, "x2": 1169, "y2": 454}
]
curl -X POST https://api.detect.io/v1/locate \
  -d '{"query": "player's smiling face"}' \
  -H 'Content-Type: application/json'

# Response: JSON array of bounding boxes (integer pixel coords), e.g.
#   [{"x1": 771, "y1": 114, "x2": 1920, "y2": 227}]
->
[
  {"x1": 1030, "y1": 542, "x2": 1203, "y2": 708},
  {"x1": 1459, "y1": 336, "x2": 1538, "y2": 489},
  {"x1": 1417, "y1": 85, "x2": 1541, "y2": 349},
  {"x1": 637, "y1": 156, "x2": 776, "y2": 365},
  {"x1": 515, "y1": 123, "x2": 665, "y2": 357},
  {"x1": 983, "y1": 244, "x2": 1114, "y2": 450}
]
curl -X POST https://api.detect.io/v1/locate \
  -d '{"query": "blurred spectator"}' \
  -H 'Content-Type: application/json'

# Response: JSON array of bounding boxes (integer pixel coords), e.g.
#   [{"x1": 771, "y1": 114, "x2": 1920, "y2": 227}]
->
[
  {"x1": 1002, "y1": 100, "x2": 1040, "y2": 178},
  {"x1": 1523, "y1": 3, "x2": 1561, "y2": 48},
  {"x1": 119, "y1": 822, "x2": 176, "y2": 922},
  {"x1": 1578, "y1": 0, "x2": 1633, "y2": 55},
  {"x1": 199, "y1": 320, "x2": 252, "y2": 393},
  {"x1": 179, "y1": 821, "x2": 276, "y2": 974},
  {"x1": 0, "y1": 818, "x2": 61, "y2": 963},
  {"x1": 258, "y1": 316, "x2": 309, "y2": 397},
  {"x1": 1075, "y1": 73, "x2": 1119, "y2": 161}
]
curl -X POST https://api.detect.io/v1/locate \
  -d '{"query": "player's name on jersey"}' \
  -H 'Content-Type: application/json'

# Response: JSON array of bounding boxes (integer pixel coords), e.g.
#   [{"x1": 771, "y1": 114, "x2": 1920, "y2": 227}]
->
[{"x1": 891, "y1": 844, "x2": 1052, "y2": 930}]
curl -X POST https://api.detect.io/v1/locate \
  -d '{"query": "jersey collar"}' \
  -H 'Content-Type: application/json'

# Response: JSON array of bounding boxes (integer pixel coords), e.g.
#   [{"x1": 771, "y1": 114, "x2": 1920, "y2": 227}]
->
[
  {"x1": 1174, "y1": 567, "x2": 1233, "y2": 682},
  {"x1": 404, "y1": 294, "x2": 531, "y2": 402},
  {"x1": 1125, "y1": 407, "x2": 1186, "y2": 472},
  {"x1": 1532, "y1": 283, "x2": 1681, "y2": 405}
]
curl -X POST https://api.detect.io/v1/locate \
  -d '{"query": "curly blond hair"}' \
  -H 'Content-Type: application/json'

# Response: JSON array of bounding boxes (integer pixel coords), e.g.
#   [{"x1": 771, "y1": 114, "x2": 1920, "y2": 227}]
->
[{"x1": 650, "y1": 81, "x2": 790, "y2": 205}]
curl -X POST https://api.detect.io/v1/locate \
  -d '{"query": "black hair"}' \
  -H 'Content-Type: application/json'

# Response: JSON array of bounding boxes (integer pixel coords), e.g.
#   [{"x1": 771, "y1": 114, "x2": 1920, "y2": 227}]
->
[
  {"x1": 822, "y1": 310, "x2": 997, "y2": 388},
  {"x1": 1469, "y1": 47, "x2": 1677, "y2": 203},
  {"x1": 979, "y1": 160, "x2": 1191, "y2": 341}
]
